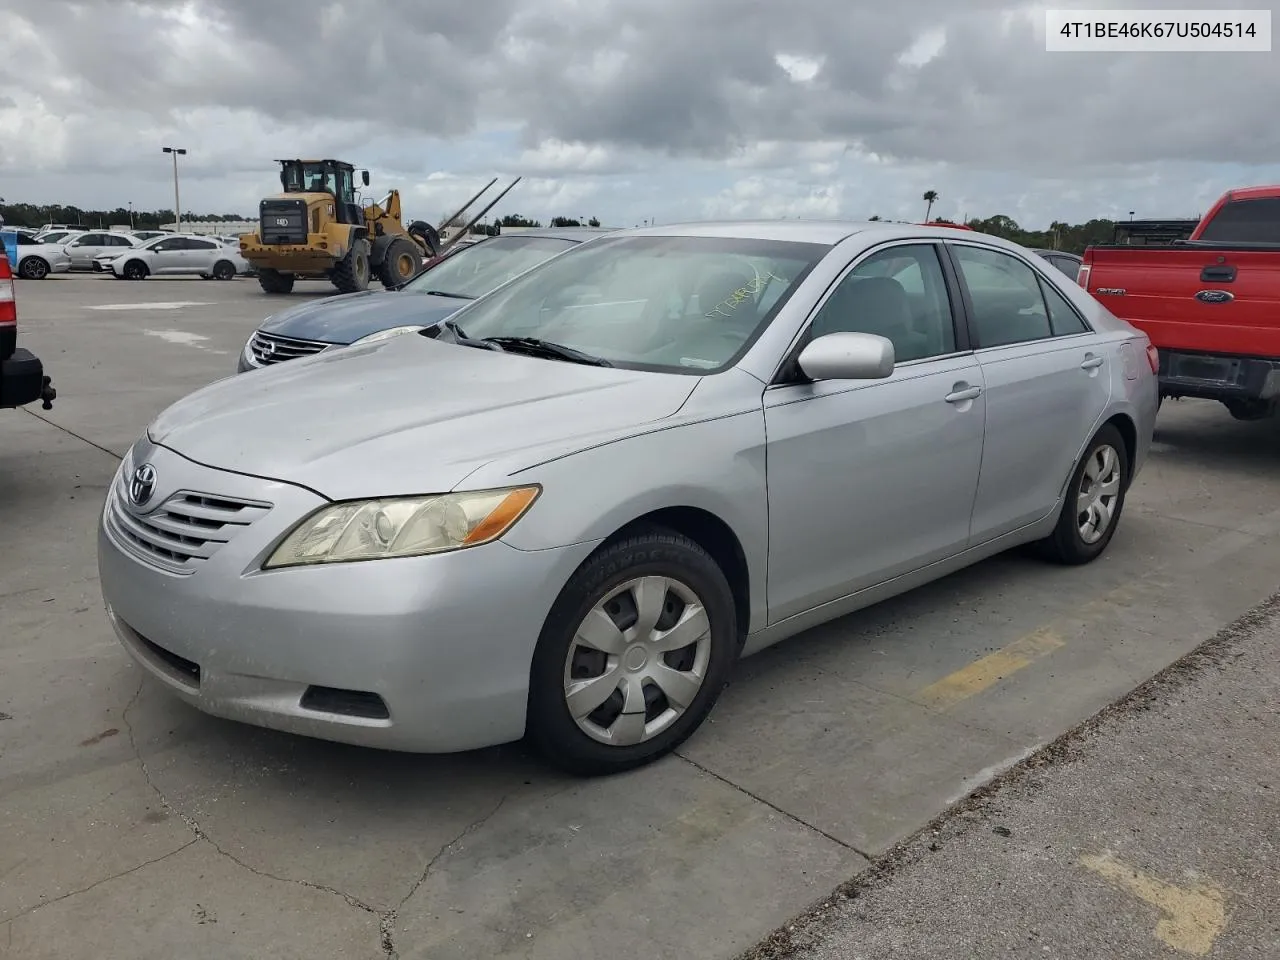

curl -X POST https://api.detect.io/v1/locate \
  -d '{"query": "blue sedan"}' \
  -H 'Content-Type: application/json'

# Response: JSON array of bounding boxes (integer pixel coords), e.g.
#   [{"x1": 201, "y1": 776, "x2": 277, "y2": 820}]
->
[{"x1": 237, "y1": 227, "x2": 613, "y2": 372}]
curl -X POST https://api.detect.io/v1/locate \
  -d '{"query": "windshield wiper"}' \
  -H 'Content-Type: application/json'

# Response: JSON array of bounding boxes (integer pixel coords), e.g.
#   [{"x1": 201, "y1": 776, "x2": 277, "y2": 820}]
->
[
  {"x1": 481, "y1": 336, "x2": 614, "y2": 367},
  {"x1": 421, "y1": 289, "x2": 476, "y2": 300},
  {"x1": 438, "y1": 319, "x2": 502, "y2": 351}
]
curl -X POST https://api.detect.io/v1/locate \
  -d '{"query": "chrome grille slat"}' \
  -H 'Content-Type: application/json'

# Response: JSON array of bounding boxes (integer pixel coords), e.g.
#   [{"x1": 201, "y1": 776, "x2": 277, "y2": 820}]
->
[
  {"x1": 105, "y1": 474, "x2": 272, "y2": 574},
  {"x1": 250, "y1": 330, "x2": 329, "y2": 366}
]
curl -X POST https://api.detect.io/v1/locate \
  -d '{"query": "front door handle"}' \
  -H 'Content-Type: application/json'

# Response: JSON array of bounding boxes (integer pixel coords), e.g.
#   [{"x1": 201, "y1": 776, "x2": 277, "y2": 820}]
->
[
  {"x1": 1080, "y1": 355, "x2": 1104, "y2": 370},
  {"x1": 945, "y1": 385, "x2": 982, "y2": 403}
]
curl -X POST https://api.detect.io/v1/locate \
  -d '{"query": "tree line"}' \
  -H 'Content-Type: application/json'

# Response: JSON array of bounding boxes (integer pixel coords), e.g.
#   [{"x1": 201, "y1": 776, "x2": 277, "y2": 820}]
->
[{"x1": 3, "y1": 200, "x2": 1124, "y2": 253}]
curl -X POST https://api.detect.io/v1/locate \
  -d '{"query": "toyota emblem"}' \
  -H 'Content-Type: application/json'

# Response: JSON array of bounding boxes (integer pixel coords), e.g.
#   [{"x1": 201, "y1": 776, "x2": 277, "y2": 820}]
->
[{"x1": 129, "y1": 463, "x2": 157, "y2": 506}]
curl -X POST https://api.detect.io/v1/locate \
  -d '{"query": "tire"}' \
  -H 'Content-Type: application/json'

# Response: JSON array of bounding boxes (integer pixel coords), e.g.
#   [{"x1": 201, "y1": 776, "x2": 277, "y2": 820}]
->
[
  {"x1": 527, "y1": 528, "x2": 738, "y2": 776},
  {"x1": 1035, "y1": 423, "x2": 1130, "y2": 565},
  {"x1": 123, "y1": 260, "x2": 149, "y2": 281},
  {"x1": 18, "y1": 256, "x2": 49, "y2": 280},
  {"x1": 257, "y1": 268, "x2": 295, "y2": 294},
  {"x1": 331, "y1": 238, "x2": 371, "y2": 293},
  {"x1": 377, "y1": 237, "x2": 422, "y2": 288},
  {"x1": 212, "y1": 260, "x2": 237, "y2": 281}
]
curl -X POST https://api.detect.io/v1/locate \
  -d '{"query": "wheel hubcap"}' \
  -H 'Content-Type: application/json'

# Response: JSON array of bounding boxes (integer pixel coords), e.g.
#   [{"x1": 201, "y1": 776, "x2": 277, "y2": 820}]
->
[
  {"x1": 562, "y1": 575, "x2": 712, "y2": 747},
  {"x1": 1077, "y1": 443, "x2": 1121, "y2": 544}
]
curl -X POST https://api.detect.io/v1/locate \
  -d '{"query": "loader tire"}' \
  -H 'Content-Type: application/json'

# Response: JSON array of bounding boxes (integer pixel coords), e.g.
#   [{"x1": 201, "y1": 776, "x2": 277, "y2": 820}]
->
[
  {"x1": 257, "y1": 269, "x2": 295, "y2": 294},
  {"x1": 332, "y1": 239, "x2": 371, "y2": 293},
  {"x1": 378, "y1": 237, "x2": 423, "y2": 288}
]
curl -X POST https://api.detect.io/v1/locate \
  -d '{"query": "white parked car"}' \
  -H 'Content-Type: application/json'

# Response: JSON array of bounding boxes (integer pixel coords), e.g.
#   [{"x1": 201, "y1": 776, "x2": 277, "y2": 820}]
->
[
  {"x1": 63, "y1": 231, "x2": 141, "y2": 270},
  {"x1": 12, "y1": 232, "x2": 73, "y2": 279},
  {"x1": 34, "y1": 229, "x2": 85, "y2": 246},
  {"x1": 95, "y1": 233, "x2": 250, "y2": 281}
]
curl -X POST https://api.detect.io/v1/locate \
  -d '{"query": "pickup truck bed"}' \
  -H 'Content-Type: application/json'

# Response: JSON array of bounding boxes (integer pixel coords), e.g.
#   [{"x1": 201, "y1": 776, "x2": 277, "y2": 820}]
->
[{"x1": 1081, "y1": 187, "x2": 1280, "y2": 419}]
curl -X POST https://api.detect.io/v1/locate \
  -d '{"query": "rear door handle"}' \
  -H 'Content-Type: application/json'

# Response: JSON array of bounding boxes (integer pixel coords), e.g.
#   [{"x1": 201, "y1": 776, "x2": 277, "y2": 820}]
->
[
  {"x1": 945, "y1": 386, "x2": 982, "y2": 403},
  {"x1": 1080, "y1": 356, "x2": 1104, "y2": 370}
]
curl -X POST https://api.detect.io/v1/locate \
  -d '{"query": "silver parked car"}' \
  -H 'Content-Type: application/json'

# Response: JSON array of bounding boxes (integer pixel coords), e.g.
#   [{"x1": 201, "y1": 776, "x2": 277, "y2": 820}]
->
[
  {"x1": 62, "y1": 231, "x2": 140, "y2": 269},
  {"x1": 12, "y1": 232, "x2": 73, "y2": 279},
  {"x1": 97, "y1": 221, "x2": 1157, "y2": 775},
  {"x1": 95, "y1": 233, "x2": 249, "y2": 280}
]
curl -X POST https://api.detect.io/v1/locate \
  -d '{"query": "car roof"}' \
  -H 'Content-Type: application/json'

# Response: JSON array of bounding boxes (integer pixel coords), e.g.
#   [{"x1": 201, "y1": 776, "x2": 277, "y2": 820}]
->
[{"x1": 1030, "y1": 248, "x2": 1082, "y2": 260}]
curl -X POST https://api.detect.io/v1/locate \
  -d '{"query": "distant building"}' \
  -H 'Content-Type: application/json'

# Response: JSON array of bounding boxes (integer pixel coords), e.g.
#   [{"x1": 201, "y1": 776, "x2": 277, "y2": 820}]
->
[{"x1": 160, "y1": 220, "x2": 257, "y2": 236}]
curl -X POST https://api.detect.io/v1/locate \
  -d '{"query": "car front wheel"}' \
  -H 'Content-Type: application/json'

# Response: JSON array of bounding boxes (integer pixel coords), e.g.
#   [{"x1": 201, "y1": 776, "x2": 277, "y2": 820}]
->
[{"x1": 527, "y1": 528, "x2": 738, "y2": 776}]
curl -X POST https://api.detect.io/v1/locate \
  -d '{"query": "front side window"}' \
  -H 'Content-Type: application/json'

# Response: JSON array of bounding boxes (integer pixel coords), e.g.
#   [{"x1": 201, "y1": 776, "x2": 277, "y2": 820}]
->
[
  {"x1": 808, "y1": 244, "x2": 956, "y2": 363},
  {"x1": 405, "y1": 236, "x2": 578, "y2": 299},
  {"x1": 442, "y1": 235, "x2": 828, "y2": 373},
  {"x1": 952, "y1": 245, "x2": 1053, "y2": 348}
]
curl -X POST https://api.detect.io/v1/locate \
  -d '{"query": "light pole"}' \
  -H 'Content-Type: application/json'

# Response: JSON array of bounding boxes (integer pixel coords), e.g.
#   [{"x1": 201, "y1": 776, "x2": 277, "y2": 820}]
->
[
  {"x1": 127, "y1": 201, "x2": 134, "y2": 230},
  {"x1": 162, "y1": 146, "x2": 186, "y2": 230}
]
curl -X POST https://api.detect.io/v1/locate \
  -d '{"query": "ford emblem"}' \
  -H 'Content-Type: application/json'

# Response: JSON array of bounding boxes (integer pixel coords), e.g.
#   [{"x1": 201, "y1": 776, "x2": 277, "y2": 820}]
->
[
  {"x1": 1195, "y1": 290, "x2": 1234, "y2": 304},
  {"x1": 129, "y1": 463, "x2": 157, "y2": 506}
]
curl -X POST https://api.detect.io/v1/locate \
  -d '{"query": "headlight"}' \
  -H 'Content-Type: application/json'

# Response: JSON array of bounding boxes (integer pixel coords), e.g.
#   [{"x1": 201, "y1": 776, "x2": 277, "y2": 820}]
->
[
  {"x1": 263, "y1": 485, "x2": 541, "y2": 569},
  {"x1": 350, "y1": 325, "x2": 425, "y2": 346}
]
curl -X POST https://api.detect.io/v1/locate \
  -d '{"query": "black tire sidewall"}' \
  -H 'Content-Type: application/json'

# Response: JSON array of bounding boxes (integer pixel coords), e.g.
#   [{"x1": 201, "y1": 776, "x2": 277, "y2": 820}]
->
[
  {"x1": 528, "y1": 530, "x2": 738, "y2": 775},
  {"x1": 1051, "y1": 424, "x2": 1130, "y2": 563},
  {"x1": 213, "y1": 260, "x2": 235, "y2": 280},
  {"x1": 20, "y1": 257, "x2": 48, "y2": 279},
  {"x1": 124, "y1": 261, "x2": 147, "y2": 280}
]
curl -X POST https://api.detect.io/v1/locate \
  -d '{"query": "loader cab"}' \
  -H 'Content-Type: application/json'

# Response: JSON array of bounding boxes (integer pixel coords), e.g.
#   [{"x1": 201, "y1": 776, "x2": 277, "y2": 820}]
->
[{"x1": 278, "y1": 159, "x2": 369, "y2": 226}]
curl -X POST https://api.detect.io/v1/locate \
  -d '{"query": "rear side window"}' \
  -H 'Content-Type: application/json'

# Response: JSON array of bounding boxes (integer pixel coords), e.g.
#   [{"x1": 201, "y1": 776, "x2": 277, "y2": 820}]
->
[
  {"x1": 951, "y1": 246, "x2": 1053, "y2": 348},
  {"x1": 1039, "y1": 276, "x2": 1089, "y2": 335},
  {"x1": 1197, "y1": 198, "x2": 1280, "y2": 243}
]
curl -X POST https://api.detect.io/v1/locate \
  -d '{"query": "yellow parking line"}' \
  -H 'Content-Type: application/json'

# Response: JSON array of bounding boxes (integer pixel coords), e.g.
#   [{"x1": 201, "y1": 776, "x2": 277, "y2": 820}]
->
[
  {"x1": 915, "y1": 627, "x2": 1064, "y2": 710},
  {"x1": 1080, "y1": 852, "x2": 1227, "y2": 955}
]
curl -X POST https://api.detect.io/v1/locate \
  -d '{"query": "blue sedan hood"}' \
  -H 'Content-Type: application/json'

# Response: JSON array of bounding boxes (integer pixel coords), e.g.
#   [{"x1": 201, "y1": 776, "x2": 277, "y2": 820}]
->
[{"x1": 258, "y1": 289, "x2": 470, "y2": 344}]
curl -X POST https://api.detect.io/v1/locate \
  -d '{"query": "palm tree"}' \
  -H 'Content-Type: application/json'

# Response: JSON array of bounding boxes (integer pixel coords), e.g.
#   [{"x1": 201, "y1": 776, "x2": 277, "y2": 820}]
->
[{"x1": 922, "y1": 190, "x2": 939, "y2": 222}]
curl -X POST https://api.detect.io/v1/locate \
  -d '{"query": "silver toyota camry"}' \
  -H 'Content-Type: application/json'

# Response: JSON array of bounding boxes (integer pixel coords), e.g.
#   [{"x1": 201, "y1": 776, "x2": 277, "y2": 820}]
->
[{"x1": 98, "y1": 221, "x2": 1158, "y2": 776}]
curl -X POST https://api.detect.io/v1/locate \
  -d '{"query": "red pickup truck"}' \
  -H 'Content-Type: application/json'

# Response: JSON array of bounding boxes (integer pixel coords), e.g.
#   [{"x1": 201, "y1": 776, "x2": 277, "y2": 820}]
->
[
  {"x1": 1, "y1": 251, "x2": 56, "y2": 411},
  {"x1": 1080, "y1": 185, "x2": 1280, "y2": 420}
]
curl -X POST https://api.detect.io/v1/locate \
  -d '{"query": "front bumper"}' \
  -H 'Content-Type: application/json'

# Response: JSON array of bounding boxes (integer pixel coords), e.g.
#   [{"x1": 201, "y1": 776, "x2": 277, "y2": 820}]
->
[{"x1": 97, "y1": 439, "x2": 597, "y2": 753}]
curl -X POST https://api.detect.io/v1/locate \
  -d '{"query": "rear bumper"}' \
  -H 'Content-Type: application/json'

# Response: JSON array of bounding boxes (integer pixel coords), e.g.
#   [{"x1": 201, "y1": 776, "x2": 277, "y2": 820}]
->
[
  {"x1": 1, "y1": 348, "x2": 56, "y2": 409},
  {"x1": 1158, "y1": 350, "x2": 1280, "y2": 403}
]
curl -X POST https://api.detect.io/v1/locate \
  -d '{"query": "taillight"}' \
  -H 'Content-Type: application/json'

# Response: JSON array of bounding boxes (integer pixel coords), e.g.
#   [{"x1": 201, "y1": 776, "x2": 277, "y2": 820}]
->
[
  {"x1": 1145, "y1": 343, "x2": 1159, "y2": 374},
  {"x1": 1076, "y1": 265, "x2": 1090, "y2": 289},
  {"x1": 0, "y1": 255, "x2": 15, "y2": 328}
]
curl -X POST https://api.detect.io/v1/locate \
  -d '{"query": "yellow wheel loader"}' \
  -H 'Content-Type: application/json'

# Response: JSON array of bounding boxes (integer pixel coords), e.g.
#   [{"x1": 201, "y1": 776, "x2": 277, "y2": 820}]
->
[{"x1": 238, "y1": 159, "x2": 520, "y2": 295}]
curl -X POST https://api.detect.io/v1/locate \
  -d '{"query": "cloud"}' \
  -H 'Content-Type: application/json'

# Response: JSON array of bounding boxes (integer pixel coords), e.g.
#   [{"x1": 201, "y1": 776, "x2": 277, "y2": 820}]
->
[{"x1": 1, "y1": 0, "x2": 1277, "y2": 230}]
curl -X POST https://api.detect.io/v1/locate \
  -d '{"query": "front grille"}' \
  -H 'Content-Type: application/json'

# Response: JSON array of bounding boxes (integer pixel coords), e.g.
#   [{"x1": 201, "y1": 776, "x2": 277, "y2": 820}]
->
[
  {"x1": 249, "y1": 329, "x2": 329, "y2": 366},
  {"x1": 259, "y1": 198, "x2": 308, "y2": 244},
  {"x1": 105, "y1": 474, "x2": 272, "y2": 575}
]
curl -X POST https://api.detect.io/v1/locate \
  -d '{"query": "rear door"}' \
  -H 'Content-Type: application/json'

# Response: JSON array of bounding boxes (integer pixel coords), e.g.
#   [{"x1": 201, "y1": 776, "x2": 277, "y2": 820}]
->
[
  {"x1": 181, "y1": 237, "x2": 221, "y2": 274},
  {"x1": 948, "y1": 241, "x2": 1112, "y2": 543}
]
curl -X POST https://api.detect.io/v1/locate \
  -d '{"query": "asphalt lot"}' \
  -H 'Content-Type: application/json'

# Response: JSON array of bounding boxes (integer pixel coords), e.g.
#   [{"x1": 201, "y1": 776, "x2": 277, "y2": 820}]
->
[{"x1": 3, "y1": 273, "x2": 1280, "y2": 959}]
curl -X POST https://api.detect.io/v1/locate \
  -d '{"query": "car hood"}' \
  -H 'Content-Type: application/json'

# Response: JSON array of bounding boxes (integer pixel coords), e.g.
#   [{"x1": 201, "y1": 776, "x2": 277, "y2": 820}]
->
[
  {"x1": 148, "y1": 333, "x2": 699, "y2": 500},
  {"x1": 257, "y1": 290, "x2": 470, "y2": 345}
]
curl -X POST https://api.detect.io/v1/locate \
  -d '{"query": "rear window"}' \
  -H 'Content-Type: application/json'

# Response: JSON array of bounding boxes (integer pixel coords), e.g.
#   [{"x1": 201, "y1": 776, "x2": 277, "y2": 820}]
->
[{"x1": 1197, "y1": 198, "x2": 1280, "y2": 243}]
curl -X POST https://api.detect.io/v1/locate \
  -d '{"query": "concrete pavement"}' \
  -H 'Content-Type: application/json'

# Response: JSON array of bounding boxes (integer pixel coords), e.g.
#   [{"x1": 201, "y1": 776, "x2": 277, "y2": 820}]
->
[
  {"x1": 3, "y1": 274, "x2": 1279, "y2": 958},
  {"x1": 746, "y1": 593, "x2": 1280, "y2": 959}
]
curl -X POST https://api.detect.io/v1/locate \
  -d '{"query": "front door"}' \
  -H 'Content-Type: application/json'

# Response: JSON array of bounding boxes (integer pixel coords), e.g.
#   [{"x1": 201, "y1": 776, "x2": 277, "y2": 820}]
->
[
  {"x1": 947, "y1": 242, "x2": 1113, "y2": 542},
  {"x1": 764, "y1": 242, "x2": 986, "y2": 623}
]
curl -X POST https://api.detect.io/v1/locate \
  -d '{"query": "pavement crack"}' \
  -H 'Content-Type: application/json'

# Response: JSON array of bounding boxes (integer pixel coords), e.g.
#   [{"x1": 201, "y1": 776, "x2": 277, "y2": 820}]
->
[
  {"x1": 20, "y1": 408, "x2": 123, "y2": 461},
  {"x1": 0, "y1": 838, "x2": 198, "y2": 925},
  {"x1": 122, "y1": 677, "x2": 382, "y2": 922},
  {"x1": 674, "y1": 752, "x2": 875, "y2": 861},
  {"x1": 378, "y1": 792, "x2": 512, "y2": 959}
]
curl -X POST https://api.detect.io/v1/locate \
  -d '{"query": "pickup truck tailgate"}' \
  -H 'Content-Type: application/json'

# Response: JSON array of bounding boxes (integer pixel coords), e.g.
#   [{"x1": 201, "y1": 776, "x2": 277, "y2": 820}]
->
[{"x1": 1083, "y1": 247, "x2": 1280, "y2": 358}]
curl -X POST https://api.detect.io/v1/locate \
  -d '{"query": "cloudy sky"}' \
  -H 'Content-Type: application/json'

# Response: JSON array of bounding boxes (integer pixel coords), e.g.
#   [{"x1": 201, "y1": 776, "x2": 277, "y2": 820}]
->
[{"x1": 2, "y1": 0, "x2": 1277, "y2": 229}]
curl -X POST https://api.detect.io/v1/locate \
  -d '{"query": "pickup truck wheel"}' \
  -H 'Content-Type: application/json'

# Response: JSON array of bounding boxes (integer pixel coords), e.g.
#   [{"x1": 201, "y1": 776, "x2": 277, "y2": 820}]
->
[
  {"x1": 257, "y1": 269, "x2": 295, "y2": 294},
  {"x1": 123, "y1": 260, "x2": 149, "y2": 281},
  {"x1": 527, "y1": 528, "x2": 737, "y2": 777},
  {"x1": 1035, "y1": 424, "x2": 1129, "y2": 566},
  {"x1": 18, "y1": 256, "x2": 49, "y2": 280}
]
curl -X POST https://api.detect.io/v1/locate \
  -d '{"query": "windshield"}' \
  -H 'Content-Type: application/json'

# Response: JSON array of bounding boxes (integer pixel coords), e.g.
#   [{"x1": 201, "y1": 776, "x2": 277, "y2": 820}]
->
[
  {"x1": 405, "y1": 235, "x2": 579, "y2": 298},
  {"x1": 439, "y1": 235, "x2": 828, "y2": 374}
]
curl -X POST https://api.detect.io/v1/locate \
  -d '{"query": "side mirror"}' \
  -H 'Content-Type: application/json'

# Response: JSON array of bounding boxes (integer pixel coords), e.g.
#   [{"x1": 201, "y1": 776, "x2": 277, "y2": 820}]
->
[
  {"x1": 796, "y1": 331, "x2": 895, "y2": 381},
  {"x1": 362, "y1": 170, "x2": 370, "y2": 186}
]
